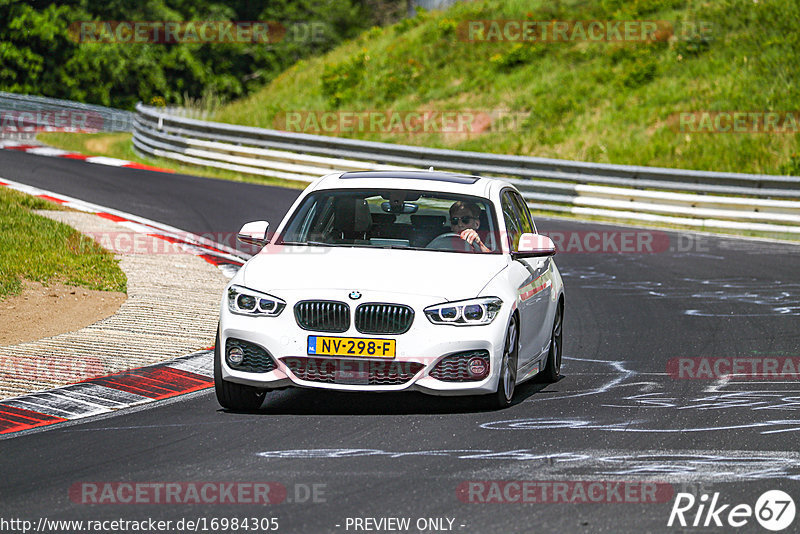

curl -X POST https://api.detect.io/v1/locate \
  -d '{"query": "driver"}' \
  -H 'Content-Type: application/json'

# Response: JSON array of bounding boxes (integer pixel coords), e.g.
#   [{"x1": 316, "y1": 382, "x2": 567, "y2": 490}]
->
[{"x1": 449, "y1": 201, "x2": 491, "y2": 252}]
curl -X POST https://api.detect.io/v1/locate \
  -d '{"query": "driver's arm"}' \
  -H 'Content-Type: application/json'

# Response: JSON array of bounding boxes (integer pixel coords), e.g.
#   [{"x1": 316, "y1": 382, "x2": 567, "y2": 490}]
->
[{"x1": 459, "y1": 229, "x2": 492, "y2": 252}]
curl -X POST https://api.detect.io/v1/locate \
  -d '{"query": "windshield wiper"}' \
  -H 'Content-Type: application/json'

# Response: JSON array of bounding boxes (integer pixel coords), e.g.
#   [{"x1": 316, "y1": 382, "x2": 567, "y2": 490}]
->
[{"x1": 280, "y1": 240, "x2": 338, "y2": 247}]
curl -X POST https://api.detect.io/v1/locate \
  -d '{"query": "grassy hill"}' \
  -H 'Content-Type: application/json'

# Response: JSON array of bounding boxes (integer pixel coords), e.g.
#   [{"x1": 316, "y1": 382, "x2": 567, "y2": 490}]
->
[{"x1": 214, "y1": 0, "x2": 800, "y2": 176}]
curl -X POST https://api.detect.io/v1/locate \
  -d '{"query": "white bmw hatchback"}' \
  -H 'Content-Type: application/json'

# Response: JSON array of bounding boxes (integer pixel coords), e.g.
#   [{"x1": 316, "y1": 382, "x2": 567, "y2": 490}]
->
[{"x1": 215, "y1": 170, "x2": 564, "y2": 410}]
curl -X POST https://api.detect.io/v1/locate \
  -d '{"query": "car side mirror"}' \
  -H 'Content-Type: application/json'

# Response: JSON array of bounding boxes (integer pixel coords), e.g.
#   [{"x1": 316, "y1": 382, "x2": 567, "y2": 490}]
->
[
  {"x1": 237, "y1": 221, "x2": 270, "y2": 246},
  {"x1": 514, "y1": 233, "x2": 556, "y2": 258}
]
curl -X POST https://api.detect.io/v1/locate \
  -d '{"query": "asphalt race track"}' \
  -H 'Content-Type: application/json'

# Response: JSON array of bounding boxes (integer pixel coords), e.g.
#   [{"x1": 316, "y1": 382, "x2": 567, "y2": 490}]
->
[{"x1": 2, "y1": 150, "x2": 800, "y2": 533}]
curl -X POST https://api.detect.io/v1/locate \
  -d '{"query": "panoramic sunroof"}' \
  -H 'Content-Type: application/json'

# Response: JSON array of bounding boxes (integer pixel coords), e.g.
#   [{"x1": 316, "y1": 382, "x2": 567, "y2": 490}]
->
[{"x1": 339, "y1": 171, "x2": 480, "y2": 184}]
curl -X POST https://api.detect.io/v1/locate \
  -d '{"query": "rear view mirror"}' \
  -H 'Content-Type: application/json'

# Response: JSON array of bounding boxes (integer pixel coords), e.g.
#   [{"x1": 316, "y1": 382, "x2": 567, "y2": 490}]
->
[
  {"x1": 515, "y1": 233, "x2": 556, "y2": 257},
  {"x1": 381, "y1": 201, "x2": 418, "y2": 214},
  {"x1": 237, "y1": 221, "x2": 270, "y2": 246}
]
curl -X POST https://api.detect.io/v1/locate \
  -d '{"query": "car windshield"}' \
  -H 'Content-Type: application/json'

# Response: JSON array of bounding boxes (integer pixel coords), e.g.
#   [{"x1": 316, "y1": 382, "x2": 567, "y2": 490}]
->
[{"x1": 279, "y1": 189, "x2": 501, "y2": 254}]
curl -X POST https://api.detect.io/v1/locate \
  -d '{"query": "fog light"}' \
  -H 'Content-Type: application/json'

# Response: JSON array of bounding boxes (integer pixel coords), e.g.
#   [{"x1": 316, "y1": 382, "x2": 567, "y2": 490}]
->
[
  {"x1": 227, "y1": 346, "x2": 245, "y2": 366},
  {"x1": 467, "y1": 356, "x2": 488, "y2": 379}
]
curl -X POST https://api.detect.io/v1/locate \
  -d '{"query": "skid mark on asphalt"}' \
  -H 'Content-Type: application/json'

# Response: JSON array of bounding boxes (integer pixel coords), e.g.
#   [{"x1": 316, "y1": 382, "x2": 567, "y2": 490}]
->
[
  {"x1": 0, "y1": 351, "x2": 213, "y2": 437},
  {"x1": 560, "y1": 266, "x2": 800, "y2": 316},
  {"x1": 254, "y1": 448, "x2": 800, "y2": 481},
  {"x1": 482, "y1": 417, "x2": 800, "y2": 434},
  {"x1": 516, "y1": 356, "x2": 800, "y2": 435}
]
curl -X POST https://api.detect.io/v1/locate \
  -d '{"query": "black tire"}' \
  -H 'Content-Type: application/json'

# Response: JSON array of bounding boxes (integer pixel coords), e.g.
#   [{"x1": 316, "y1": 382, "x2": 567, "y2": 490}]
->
[
  {"x1": 487, "y1": 315, "x2": 519, "y2": 409},
  {"x1": 214, "y1": 328, "x2": 266, "y2": 411},
  {"x1": 539, "y1": 302, "x2": 563, "y2": 383}
]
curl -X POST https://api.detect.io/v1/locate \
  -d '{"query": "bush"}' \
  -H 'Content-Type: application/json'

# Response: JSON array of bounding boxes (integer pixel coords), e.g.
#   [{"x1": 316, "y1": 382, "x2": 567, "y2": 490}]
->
[
  {"x1": 779, "y1": 154, "x2": 800, "y2": 176},
  {"x1": 490, "y1": 43, "x2": 543, "y2": 70},
  {"x1": 321, "y1": 52, "x2": 369, "y2": 107},
  {"x1": 0, "y1": 0, "x2": 379, "y2": 109}
]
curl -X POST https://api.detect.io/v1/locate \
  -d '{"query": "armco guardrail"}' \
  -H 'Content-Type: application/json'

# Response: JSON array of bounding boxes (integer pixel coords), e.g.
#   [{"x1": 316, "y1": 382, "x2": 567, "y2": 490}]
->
[
  {"x1": 133, "y1": 103, "x2": 800, "y2": 234},
  {"x1": 1, "y1": 92, "x2": 133, "y2": 137}
]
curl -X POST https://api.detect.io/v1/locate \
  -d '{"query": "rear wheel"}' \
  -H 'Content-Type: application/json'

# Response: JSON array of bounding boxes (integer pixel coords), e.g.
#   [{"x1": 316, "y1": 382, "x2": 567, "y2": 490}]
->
[
  {"x1": 487, "y1": 316, "x2": 518, "y2": 409},
  {"x1": 539, "y1": 302, "x2": 563, "y2": 383},
  {"x1": 214, "y1": 328, "x2": 266, "y2": 410}
]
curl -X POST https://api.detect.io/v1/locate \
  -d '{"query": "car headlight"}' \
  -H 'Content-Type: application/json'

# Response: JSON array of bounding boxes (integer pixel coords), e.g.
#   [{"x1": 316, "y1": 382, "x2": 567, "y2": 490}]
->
[
  {"x1": 424, "y1": 297, "x2": 502, "y2": 326},
  {"x1": 227, "y1": 285, "x2": 286, "y2": 317}
]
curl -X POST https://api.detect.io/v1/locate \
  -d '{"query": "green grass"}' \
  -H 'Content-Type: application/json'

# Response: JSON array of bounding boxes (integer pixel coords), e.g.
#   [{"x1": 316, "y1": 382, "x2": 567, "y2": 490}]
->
[
  {"x1": 0, "y1": 187, "x2": 127, "y2": 299},
  {"x1": 35, "y1": 132, "x2": 308, "y2": 190},
  {"x1": 213, "y1": 0, "x2": 800, "y2": 176}
]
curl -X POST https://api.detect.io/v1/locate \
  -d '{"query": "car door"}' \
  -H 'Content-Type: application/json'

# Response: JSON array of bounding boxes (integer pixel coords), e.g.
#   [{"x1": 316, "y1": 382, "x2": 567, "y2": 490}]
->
[{"x1": 501, "y1": 190, "x2": 552, "y2": 371}]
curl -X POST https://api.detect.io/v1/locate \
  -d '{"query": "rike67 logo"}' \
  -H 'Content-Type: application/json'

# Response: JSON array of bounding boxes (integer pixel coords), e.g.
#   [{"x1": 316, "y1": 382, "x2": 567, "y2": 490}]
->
[{"x1": 668, "y1": 490, "x2": 796, "y2": 531}]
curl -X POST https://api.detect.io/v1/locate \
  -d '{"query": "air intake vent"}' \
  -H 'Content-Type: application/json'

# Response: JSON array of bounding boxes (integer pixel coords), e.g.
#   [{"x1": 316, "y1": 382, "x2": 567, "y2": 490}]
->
[
  {"x1": 281, "y1": 357, "x2": 423, "y2": 385},
  {"x1": 225, "y1": 338, "x2": 277, "y2": 373},
  {"x1": 294, "y1": 300, "x2": 350, "y2": 332},
  {"x1": 355, "y1": 303, "x2": 414, "y2": 334},
  {"x1": 429, "y1": 350, "x2": 490, "y2": 382}
]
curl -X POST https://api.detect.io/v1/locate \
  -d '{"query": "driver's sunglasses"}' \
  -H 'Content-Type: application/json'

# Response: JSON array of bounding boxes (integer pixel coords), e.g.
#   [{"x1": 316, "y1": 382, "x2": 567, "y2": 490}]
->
[{"x1": 450, "y1": 216, "x2": 476, "y2": 225}]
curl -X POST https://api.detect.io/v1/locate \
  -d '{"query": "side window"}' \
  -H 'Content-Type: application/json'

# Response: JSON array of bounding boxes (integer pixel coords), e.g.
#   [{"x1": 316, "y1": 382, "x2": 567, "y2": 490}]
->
[
  {"x1": 501, "y1": 192, "x2": 521, "y2": 251},
  {"x1": 510, "y1": 192, "x2": 535, "y2": 235}
]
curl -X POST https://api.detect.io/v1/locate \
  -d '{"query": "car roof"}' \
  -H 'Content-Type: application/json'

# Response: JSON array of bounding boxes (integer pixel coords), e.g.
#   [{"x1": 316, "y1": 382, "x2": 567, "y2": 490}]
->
[{"x1": 312, "y1": 170, "x2": 509, "y2": 197}]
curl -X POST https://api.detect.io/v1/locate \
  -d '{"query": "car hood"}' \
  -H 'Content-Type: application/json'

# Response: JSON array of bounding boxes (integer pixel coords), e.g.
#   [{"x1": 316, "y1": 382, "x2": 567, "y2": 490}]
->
[{"x1": 241, "y1": 245, "x2": 509, "y2": 301}]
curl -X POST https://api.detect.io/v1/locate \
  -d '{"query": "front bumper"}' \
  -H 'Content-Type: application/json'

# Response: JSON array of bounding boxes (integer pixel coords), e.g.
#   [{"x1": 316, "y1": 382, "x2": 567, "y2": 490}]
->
[{"x1": 218, "y1": 293, "x2": 509, "y2": 396}]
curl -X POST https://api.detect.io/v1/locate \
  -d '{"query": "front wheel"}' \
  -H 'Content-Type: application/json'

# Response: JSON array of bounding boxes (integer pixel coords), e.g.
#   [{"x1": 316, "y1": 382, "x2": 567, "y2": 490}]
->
[
  {"x1": 538, "y1": 303, "x2": 563, "y2": 383},
  {"x1": 487, "y1": 316, "x2": 518, "y2": 409},
  {"x1": 214, "y1": 328, "x2": 266, "y2": 410}
]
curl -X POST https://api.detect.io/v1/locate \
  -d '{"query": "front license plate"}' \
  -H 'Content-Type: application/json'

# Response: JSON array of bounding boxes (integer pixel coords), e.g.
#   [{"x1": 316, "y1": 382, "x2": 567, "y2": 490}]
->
[{"x1": 307, "y1": 336, "x2": 396, "y2": 358}]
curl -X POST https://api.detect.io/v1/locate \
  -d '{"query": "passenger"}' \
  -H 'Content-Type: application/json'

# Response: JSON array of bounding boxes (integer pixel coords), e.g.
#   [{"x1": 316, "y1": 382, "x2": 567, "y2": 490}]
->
[{"x1": 449, "y1": 201, "x2": 491, "y2": 252}]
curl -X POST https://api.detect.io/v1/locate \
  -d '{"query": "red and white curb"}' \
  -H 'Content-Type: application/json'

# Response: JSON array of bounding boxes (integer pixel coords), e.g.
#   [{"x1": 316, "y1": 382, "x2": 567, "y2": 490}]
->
[
  {"x1": 0, "y1": 140, "x2": 174, "y2": 173},
  {"x1": 0, "y1": 177, "x2": 247, "y2": 278},
  {"x1": 0, "y1": 179, "x2": 246, "y2": 434},
  {"x1": 0, "y1": 350, "x2": 214, "y2": 436}
]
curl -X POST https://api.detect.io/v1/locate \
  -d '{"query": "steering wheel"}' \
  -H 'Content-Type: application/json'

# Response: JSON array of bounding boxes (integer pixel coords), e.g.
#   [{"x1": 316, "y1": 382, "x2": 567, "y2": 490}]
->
[{"x1": 425, "y1": 232, "x2": 482, "y2": 252}]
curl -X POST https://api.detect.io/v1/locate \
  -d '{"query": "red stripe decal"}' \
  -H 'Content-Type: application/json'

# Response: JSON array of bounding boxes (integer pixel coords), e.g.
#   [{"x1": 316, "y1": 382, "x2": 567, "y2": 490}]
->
[
  {"x1": 0, "y1": 406, "x2": 68, "y2": 435},
  {"x1": 89, "y1": 367, "x2": 212, "y2": 399},
  {"x1": 122, "y1": 162, "x2": 175, "y2": 173},
  {"x1": 59, "y1": 153, "x2": 90, "y2": 160},
  {"x1": 96, "y1": 212, "x2": 128, "y2": 223},
  {"x1": 37, "y1": 194, "x2": 67, "y2": 204}
]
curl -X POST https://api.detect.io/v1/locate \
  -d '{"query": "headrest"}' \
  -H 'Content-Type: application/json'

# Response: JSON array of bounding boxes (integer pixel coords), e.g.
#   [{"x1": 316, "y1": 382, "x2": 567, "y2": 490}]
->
[{"x1": 334, "y1": 198, "x2": 372, "y2": 234}]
